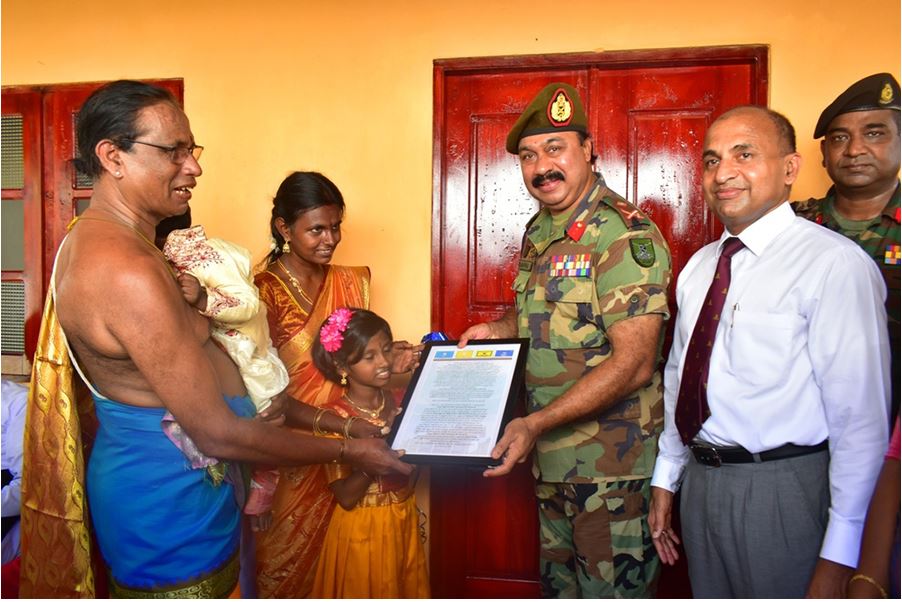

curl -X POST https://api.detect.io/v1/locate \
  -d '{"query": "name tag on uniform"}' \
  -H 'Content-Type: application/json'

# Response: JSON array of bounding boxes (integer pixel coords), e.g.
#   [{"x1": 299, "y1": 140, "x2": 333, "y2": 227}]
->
[
  {"x1": 886, "y1": 244, "x2": 901, "y2": 265},
  {"x1": 548, "y1": 253, "x2": 591, "y2": 277}
]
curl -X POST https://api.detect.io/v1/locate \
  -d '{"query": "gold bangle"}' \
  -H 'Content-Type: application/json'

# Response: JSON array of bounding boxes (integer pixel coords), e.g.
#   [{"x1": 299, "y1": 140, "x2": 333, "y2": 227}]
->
[
  {"x1": 343, "y1": 416, "x2": 358, "y2": 439},
  {"x1": 849, "y1": 573, "x2": 888, "y2": 598},
  {"x1": 335, "y1": 440, "x2": 345, "y2": 464},
  {"x1": 312, "y1": 408, "x2": 327, "y2": 436}
]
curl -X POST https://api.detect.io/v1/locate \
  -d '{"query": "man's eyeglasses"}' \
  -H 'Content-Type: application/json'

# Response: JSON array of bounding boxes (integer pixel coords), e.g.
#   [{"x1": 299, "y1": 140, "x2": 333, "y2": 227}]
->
[{"x1": 121, "y1": 139, "x2": 204, "y2": 163}]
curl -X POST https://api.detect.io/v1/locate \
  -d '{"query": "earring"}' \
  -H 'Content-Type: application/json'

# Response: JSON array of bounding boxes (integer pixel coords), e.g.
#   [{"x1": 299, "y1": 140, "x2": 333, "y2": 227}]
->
[
  {"x1": 340, "y1": 373, "x2": 348, "y2": 386},
  {"x1": 282, "y1": 240, "x2": 290, "y2": 253},
  {"x1": 115, "y1": 171, "x2": 121, "y2": 177}
]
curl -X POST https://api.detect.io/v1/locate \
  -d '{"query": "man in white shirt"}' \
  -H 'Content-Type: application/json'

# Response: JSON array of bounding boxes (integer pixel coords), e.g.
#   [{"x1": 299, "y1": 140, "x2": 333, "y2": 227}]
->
[
  {"x1": 1, "y1": 379, "x2": 28, "y2": 564},
  {"x1": 648, "y1": 105, "x2": 890, "y2": 598}
]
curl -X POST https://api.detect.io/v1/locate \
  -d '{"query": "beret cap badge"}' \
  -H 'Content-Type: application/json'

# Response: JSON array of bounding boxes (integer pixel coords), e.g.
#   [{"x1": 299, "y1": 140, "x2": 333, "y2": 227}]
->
[
  {"x1": 880, "y1": 82, "x2": 894, "y2": 105},
  {"x1": 547, "y1": 89, "x2": 574, "y2": 126}
]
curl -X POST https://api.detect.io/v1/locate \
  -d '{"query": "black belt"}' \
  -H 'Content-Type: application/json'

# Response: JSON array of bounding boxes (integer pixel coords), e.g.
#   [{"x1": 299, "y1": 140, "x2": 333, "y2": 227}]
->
[{"x1": 690, "y1": 440, "x2": 828, "y2": 467}]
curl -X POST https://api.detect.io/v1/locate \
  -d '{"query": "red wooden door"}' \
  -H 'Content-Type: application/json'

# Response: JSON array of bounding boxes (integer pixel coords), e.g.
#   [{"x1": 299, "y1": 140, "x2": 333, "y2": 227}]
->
[
  {"x1": 2, "y1": 90, "x2": 44, "y2": 362},
  {"x1": 430, "y1": 46, "x2": 767, "y2": 598}
]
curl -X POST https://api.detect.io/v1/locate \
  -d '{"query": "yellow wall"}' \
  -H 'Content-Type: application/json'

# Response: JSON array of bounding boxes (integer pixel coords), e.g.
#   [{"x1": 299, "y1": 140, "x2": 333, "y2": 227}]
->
[{"x1": 3, "y1": 0, "x2": 900, "y2": 340}]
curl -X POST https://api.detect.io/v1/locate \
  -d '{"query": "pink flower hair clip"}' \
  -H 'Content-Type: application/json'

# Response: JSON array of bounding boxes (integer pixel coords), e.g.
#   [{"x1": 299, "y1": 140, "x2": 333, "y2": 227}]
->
[{"x1": 320, "y1": 307, "x2": 353, "y2": 353}]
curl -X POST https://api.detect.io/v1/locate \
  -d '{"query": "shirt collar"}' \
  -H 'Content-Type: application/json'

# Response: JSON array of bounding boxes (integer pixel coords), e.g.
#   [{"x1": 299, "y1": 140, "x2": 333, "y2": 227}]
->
[
  {"x1": 527, "y1": 173, "x2": 605, "y2": 249},
  {"x1": 563, "y1": 173, "x2": 605, "y2": 242},
  {"x1": 717, "y1": 201, "x2": 794, "y2": 257},
  {"x1": 823, "y1": 180, "x2": 900, "y2": 224}
]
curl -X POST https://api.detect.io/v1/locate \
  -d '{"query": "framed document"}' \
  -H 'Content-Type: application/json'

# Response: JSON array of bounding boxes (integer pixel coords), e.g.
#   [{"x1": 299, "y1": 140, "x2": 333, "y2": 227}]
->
[{"x1": 388, "y1": 338, "x2": 529, "y2": 465}]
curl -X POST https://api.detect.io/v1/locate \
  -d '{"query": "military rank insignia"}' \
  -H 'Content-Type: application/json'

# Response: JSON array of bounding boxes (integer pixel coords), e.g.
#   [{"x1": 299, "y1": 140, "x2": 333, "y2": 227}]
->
[
  {"x1": 630, "y1": 238, "x2": 656, "y2": 267},
  {"x1": 566, "y1": 220, "x2": 587, "y2": 241},
  {"x1": 547, "y1": 88, "x2": 574, "y2": 127},
  {"x1": 548, "y1": 253, "x2": 591, "y2": 277},
  {"x1": 885, "y1": 244, "x2": 901, "y2": 265}
]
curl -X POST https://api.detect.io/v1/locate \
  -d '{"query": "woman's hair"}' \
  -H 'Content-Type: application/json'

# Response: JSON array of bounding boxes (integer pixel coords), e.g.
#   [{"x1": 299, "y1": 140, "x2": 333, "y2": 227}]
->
[
  {"x1": 264, "y1": 171, "x2": 346, "y2": 265},
  {"x1": 74, "y1": 80, "x2": 179, "y2": 180},
  {"x1": 312, "y1": 308, "x2": 393, "y2": 384}
]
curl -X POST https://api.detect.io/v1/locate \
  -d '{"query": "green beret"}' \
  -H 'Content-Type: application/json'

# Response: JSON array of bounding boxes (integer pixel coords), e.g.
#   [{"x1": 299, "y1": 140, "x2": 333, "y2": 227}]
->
[
  {"x1": 813, "y1": 73, "x2": 900, "y2": 139},
  {"x1": 506, "y1": 82, "x2": 588, "y2": 154}
]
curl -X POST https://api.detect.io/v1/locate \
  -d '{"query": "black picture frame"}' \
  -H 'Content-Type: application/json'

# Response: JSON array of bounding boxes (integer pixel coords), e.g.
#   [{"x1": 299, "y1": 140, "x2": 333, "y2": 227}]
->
[{"x1": 387, "y1": 338, "x2": 529, "y2": 465}]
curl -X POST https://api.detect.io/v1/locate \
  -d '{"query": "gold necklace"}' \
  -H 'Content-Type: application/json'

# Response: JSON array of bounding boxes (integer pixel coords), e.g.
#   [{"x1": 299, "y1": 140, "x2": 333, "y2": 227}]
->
[
  {"x1": 277, "y1": 258, "x2": 314, "y2": 305},
  {"x1": 73, "y1": 214, "x2": 176, "y2": 276},
  {"x1": 342, "y1": 389, "x2": 386, "y2": 421}
]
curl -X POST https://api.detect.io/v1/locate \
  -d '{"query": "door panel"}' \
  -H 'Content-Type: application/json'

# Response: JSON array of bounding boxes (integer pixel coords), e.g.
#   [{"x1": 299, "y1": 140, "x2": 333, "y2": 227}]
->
[
  {"x1": 633, "y1": 111, "x2": 712, "y2": 281},
  {"x1": 431, "y1": 46, "x2": 767, "y2": 598},
  {"x1": 1, "y1": 90, "x2": 43, "y2": 364},
  {"x1": 430, "y1": 462, "x2": 538, "y2": 599}
]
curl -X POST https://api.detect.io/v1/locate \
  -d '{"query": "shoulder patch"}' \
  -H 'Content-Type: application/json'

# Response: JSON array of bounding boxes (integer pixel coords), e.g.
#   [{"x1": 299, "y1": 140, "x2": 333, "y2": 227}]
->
[
  {"x1": 629, "y1": 238, "x2": 656, "y2": 268},
  {"x1": 605, "y1": 195, "x2": 650, "y2": 230}
]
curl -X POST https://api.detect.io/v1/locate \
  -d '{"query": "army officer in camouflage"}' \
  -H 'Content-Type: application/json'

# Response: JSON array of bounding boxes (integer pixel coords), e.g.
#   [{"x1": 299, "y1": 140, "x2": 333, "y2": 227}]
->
[
  {"x1": 793, "y1": 73, "x2": 900, "y2": 421},
  {"x1": 459, "y1": 82, "x2": 672, "y2": 598}
]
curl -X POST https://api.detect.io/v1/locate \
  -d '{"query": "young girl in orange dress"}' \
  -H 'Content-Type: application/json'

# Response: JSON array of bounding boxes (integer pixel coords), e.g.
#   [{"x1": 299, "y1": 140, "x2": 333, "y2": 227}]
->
[{"x1": 310, "y1": 307, "x2": 430, "y2": 598}]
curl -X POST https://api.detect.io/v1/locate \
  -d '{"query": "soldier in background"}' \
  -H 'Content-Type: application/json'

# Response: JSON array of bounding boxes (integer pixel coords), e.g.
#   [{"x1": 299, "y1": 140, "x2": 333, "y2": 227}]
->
[
  {"x1": 794, "y1": 73, "x2": 900, "y2": 420},
  {"x1": 459, "y1": 82, "x2": 672, "y2": 598}
]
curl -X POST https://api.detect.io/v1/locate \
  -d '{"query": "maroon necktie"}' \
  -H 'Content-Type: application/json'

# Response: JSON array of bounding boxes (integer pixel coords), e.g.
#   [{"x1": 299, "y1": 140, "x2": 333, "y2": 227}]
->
[{"x1": 675, "y1": 237, "x2": 745, "y2": 445}]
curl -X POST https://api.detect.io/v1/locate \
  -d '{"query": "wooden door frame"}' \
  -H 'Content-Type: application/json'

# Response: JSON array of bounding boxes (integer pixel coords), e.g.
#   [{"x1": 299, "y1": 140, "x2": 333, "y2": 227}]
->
[{"x1": 431, "y1": 44, "x2": 768, "y2": 330}]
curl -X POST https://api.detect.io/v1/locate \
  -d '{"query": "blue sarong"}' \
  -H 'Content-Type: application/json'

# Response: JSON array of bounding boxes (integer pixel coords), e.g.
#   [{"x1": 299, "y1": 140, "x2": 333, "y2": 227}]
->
[{"x1": 87, "y1": 393, "x2": 255, "y2": 594}]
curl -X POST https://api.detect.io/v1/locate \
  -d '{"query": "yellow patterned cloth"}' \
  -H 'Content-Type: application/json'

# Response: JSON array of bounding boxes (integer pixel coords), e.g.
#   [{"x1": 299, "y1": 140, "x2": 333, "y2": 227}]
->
[
  {"x1": 108, "y1": 551, "x2": 239, "y2": 598},
  {"x1": 19, "y1": 280, "x2": 98, "y2": 598}
]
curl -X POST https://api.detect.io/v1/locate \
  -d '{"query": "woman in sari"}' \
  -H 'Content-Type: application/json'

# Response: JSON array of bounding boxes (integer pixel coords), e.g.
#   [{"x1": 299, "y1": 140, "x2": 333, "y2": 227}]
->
[{"x1": 253, "y1": 171, "x2": 371, "y2": 598}]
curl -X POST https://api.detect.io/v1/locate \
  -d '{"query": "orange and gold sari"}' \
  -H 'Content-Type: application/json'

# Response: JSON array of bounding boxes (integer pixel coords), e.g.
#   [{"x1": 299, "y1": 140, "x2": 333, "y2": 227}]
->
[{"x1": 252, "y1": 264, "x2": 370, "y2": 598}]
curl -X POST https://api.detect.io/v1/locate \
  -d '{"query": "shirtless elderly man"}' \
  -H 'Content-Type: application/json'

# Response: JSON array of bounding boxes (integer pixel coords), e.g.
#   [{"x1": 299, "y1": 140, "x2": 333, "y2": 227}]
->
[{"x1": 23, "y1": 80, "x2": 409, "y2": 598}]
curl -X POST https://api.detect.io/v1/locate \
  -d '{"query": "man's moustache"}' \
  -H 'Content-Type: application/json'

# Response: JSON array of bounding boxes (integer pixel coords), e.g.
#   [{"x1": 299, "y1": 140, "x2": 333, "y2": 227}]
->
[{"x1": 532, "y1": 171, "x2": 565, "y2": 188}]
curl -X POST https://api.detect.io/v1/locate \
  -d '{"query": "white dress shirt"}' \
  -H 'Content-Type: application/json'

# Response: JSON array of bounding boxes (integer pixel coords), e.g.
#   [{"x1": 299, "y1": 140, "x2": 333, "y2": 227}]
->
[
  {"x1": 652, "y1": 202, "x2": 890, "y2": 568},
  {"x1": 2, "y1": 379, "x2": 28, "y2": 563}
]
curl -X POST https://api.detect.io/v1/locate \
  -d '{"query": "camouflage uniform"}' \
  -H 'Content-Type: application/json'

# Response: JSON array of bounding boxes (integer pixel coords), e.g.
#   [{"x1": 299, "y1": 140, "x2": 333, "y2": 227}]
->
[
  {"x1": 793, "y1": 182, "x2": 900, "y2": 420},
  {"x1": 512, "y1": 174, "x2": 672, "y2": 597}
]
